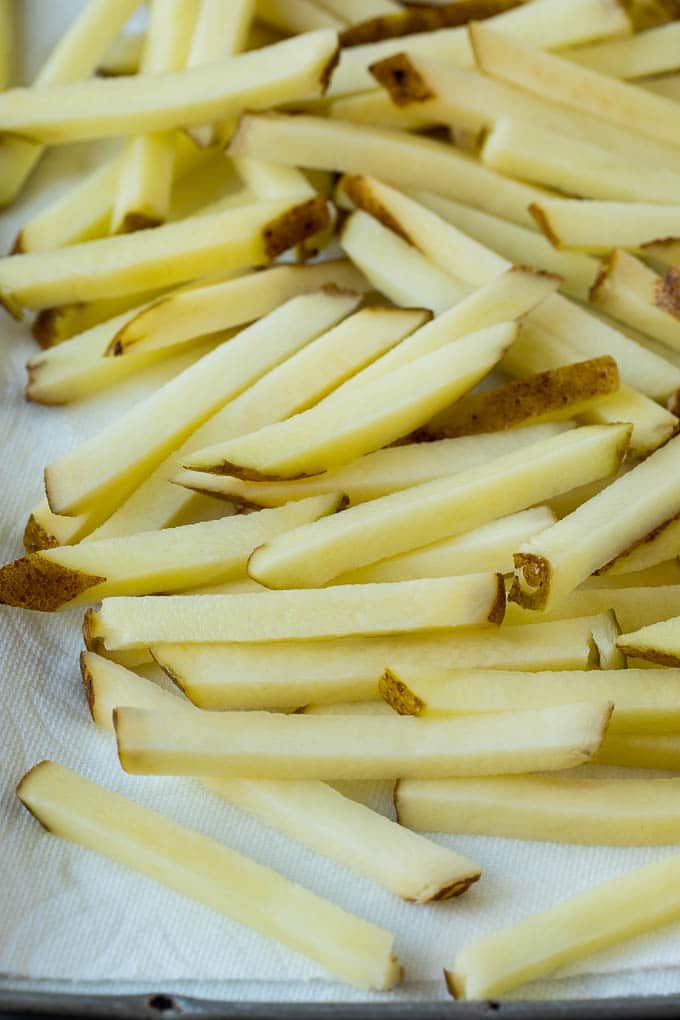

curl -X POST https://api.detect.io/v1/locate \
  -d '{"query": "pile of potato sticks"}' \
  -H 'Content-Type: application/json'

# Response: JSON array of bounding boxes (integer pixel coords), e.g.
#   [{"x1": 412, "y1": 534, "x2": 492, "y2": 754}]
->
[{"x1": 8, "y1": 0, "x2": 680, "y2": 999}]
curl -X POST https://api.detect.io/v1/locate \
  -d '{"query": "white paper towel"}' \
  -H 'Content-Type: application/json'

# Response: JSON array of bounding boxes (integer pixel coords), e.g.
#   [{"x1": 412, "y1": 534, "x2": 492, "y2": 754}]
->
[{"x1": 3, "y1": 1, "x2": 680, "y2": 1004}]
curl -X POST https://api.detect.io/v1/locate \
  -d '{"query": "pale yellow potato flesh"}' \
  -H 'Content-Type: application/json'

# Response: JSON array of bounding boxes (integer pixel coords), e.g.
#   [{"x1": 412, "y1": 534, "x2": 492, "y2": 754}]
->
[
  {"x1": 256, "y1": 0, "x2": 345, "y2": 33},
  {"x1": 590, "y1": 249, "x2": 680, "y2": 353},
  {"x1": 530, "y1": 198, "x2": 680, "y2": 254},
  {"x1": 31, "y1": 289, "x2": 170, "y2": 347},
  {"x1": 602, "y1": 517, "x2": 680, "y2": 576},
  {"x1": 175, "y1": 426, "x2": 572, "y2": 509},
  {"x1": 247, "y1": 424, "x2": 629, "y2": 589},
  {"x1": 381, "y1": 666, "x2": 680, "y2": 734},
  {"x1": 396, "y1": 774, "x2": 680, "y2": 845},
  {"x1": 567, "y1": 21, "x2": 680, "y2": 80},
  {"x1": 618, "y1": 616, "x2": 680, "y2": 666},
  {"x1": 505, "y1": 585, "x2": 680, "y2": 634},
  {"x1": 595, "y1": 733, "x2": 680, "y2": 769},
  {"x1": 93, "y1": 574, "x2": 505, "y2": 649},
  {"x1": 17, "y1": 761, "x2": 401, "y2": 991},
  {"x1": 97, "y1": 32, "x2": 145, "y2": 76},
  {"x1": 113, "y1": 701, "x2": 612, "y2": 780},
  {"x1": 328, "y1": 91, "x2": 438, "y2": 132},
  {"x1": 585, "y1": 560, "x2": 680, "y2": 588}
]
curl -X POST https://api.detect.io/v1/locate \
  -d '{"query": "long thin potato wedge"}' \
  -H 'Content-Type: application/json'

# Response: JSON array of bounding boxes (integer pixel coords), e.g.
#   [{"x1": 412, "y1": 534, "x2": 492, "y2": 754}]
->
[
  {"x1": 114, "y1": 701, "x2": 612, "y2": 780},
  {"x1": 332, "y1": 508, "x2": 557, "y2": 585},
  {"x1": 590, "y1": 250, "x2": 680, "y2": 353},
  {"x1": 567, "y1": 21, "x2": 680, "y2": 80},
  {"x1": 86, "y1": 304, "x2": 421, "y2": 539},
  {"x1": 183, "y1": 322, "x2": 515, "y2": 479},
  {"x1": 445, "y1": 851, "x2": 680, "y2": 999},
  {"x1": 229, "y1": 113, "x2": 546, "y2": 229},
  {"x1": 31, "y1": 289, "x2": 169, "y2": 347},
  {"x1": 337, "y1": 175, "x2": 680, "y2": 402},
  {"x1": 595, "y1": 733, "x2": 680, "y2": 769},
  {"x1": 83, "y1": 651, "x2": 481, "y2": 904},
  {"x1": 470, "y1": 21, "x2": 680, "y2": 150},
  {"x1": 510, "y1": 434, "x2": 680, "y2": 611},
  {"x1": 530, "y1": 198, "x2": 680, "y2": 254},
  {"x1": 0, "y1": 494, "x2": 341, "y2": 610},
  {"x1": 176, "y1": 425, "x2": 571, "y2": 509},
  {"x1": 92, "y1": 575, "x2": 506, "y2": 649},
  {"x1": 256, "y1": 0, "x2": 345, "y2": 33},
  {"x1": 110, "y1": 261, "x2": 368, "y2": 356},
  {"x1": 97, "y1": 32, "x2": 145, "y2": 76},
  {"x1": 152, "y1": 615, "x2": 614, "y2": 710},
  {"x1": 602, "y1": 518, "x2": 680, "y2": 576},
  {"x1": 507, "y1": 585, "x2": 680, "y2": 635},
  {"x1": 247, "y1": 425, "x2": 630, "y2": 589},
  {"x1": 43, "y1": 290, "x2": 357, "y2": 518},
  {"x1": 381, "y1": 667, "x2": 680, "y2": 735},
  {"x1": 618, "y1": 617, "x2": 680, "y2": 666},
  {"x1": 0, "y1": 31, "x2": 338, "y2": 144},
  {"x1": 585, "y1": 560, "x2": 680, "y2": 588},
  {"x1": 327, "y1": 0, "x2": 631, "y2": 98},
  {"x1": 396, "y1": 775, "x2": 680, "y2": 845},
  {"x1": 328, "y1": 90, "x2": 438, "y2": 131},
  {"x1": 17, "y1": 761, "x2": 401, "y2": 991},
  {"x1": 423, "y1": 358, "x2": 618, "y2": 439},
  {"x1": 0, "y1": 196, "x2": 329, "y2": 312}
]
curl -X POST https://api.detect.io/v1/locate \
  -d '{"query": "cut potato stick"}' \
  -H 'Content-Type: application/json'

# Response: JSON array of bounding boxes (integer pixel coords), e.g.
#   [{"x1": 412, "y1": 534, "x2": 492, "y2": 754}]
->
[
  {"x1": 0, "y1": 196, "x2": 330, "y2": 312},
  {"x1": 327, "y1": 0, "x2": 631, "y2": 98},
  {"x1": 82, "y1": 651, "x2": 481, "y2": 903},
  {"x1": 0, "y1": 31, "x2": 338, "y2": 144},
  {"x1": 595, "y1": 733, "x2": 680, "y2": 769},
  {"x1": 32, "y1": 288, "x2": 173, "y2": 347},
  {"x1": 505, "y1": 585, "x2": 680, "y2": 634},
  {"x1": 482, "y1": 116, "x2": 680, "y2": 204},
  {"x1": 585, "y1": 560, "x2": 680, "y2": 588},
  {"x1": 17, "y1": 761, "x2": 401, "y2": 991},
  {"x1": 247, "y1": 424, "x2": 630, "y2": 589},
  {"x1": 530, "y1": 198, "x2": 680, "y2": 255},
  {"x1": 256, "y1": 0, "x2": 345, "y2": 33},
  {"x1": 470, "y1": 21, "x2": 680, "y2": 150},
  {"x1": 370, "y1": 55, "x2": 680, "y2": 174},
  {"x1": 412, "y1": 191, "x2": 598, "y2": 302},
  {"x1": 423, "y1": 358, "x2": 618, "y2": 439},
  {"x1": 602, "y1": 518, "x2": 680, "y2": 576},
  {"x1": 618, "y1": 617, "x2": 680, "y2": 666},
  {"x1": 88, "y1": 303, "x2": 418, "y2": 538},
  {"x1": 445, "y1": 849, "x2": 680, "y2": 1000},
  {"x1": 110, "y1": 261, "x2": 368, "y2": 357},
  {"x1": 568, "y1": 21, "x2": 680, "y2": 80},
  {"x1": 83, "y1": 609, "x2": 152, "y2": 671},
  {"x1": 114, "y1": 701, "x2": 612, "y2": 780},
  {"x1": 44, "y1": 289, "x2": 356, "y2": 518},
  {"x1": 338, "y1": 0, "x2": 519, "y2": 48},
  {"x1": 0, "y1": 0, "x2": 142, "y2": 206},
  {"x1": 382, "y1": 667, "x2": 680, "y2": 735},
  {"x1": 176, "y1": 425, "x2": 571, "y2": 510},
  {"x1": 321, "y1": 0, "x2": 399, "y2": 23},
  {"x1": 397, "y1": 775, "x2": 680, "y2": 845},
  {"x1": 93, "y1": 574, "x2": 506, "y2": 649},
  {"x1": 98, "y1": 32, "x2": 145, "y2": 76},
  {"x1": 510, "y1": 434, "x2": 680, "y2": 611},
  {"x1": 230, "y1": 113, "x2": 546, "y2": 229},
  {"x1": 590, "y1": 250, "x2": 680, "y2": 353},
  {"x1": 184, "y1": 322, "x2": 515, "y2": 478},
  {"x1": 332, "y1": 508, "x2": 557, "y2": 585},
  {"x1": 153, "y1": 615, "x2": 612, "y2": 710},
  {"x1": 0, "y1": 494, "x2": 341, "y2": 610},
  {"x1": 328, "y1": 90, "x2": 438, "y2": 131}
]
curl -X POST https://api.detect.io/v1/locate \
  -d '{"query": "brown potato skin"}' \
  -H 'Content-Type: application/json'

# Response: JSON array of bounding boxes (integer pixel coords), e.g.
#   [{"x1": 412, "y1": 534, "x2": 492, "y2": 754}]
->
[
  {"x1": 23, "y1": 513, "x2": 59, "y2": 553},
  {"x1": 263, "y1": 196, "x2": 331, "y2": 260},
  {"x1": 338, "y1": 175, "x2": 413, "y2": 243},
  {"x1": 379, "y1": 669, "x2": 425, "y2": 716},
  {"x1": 0, "y1": 553, "x2": 104, "y2": 611},
  {"x1": 369, "y1": 54, "x2": 435, "y2": 107},
  {"x1": 654, "y1": 266, "x2": 680, "y2": 322},
  {"x1": 509, "y1": 552, "x2": 551, "y2": 611},
  {"x1": 339, "y1": 0, "x2": 520, "y2": 48}
]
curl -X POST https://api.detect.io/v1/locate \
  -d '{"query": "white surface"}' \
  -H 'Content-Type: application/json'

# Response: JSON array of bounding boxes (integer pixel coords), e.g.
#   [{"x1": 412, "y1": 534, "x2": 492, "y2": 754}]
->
[{"x1": 3, "y1": 1, "x2": 680, "y2": 1005}]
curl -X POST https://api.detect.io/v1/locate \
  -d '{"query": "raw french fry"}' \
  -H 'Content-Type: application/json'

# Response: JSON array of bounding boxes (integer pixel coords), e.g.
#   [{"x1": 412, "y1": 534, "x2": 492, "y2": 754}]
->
[
  {"x1": 412, "y1": 191, "x2": 598, "y2": 302},
  {"x1": 82, "y1": 651, "x2": 482, "y2": 903},
  {"x1": 482, "y1": 116, "x2": 680, "y2": 204},
  {"x1": 87, "y1": 303, "x2": 419, "y2": 538},
  {"x1": 184, "y1": 322, "x2": 516, "y2": 478},
  {"x1": 469, "y1": 21, "x2": 680, "y2": 151},
  {"x1": 0, "y1": 494, "x2": 341, "y2": 610},
  {"x1": 114, "y1": 701, "x2": 612, "y2": 780},
  {"x1": 370, "y1": 55, "x2": 680, "y2": 174},
  {"x1": 17, "y1": 761, "x2": 401, "y2": 991},
  {"x1": 109, "y1": 261, "x2": 368, "y2": 357},
  {"x1": 445, "y1": 849, "x2": 680, "y2": 999},
  {"x1": 396, "y1": 775, "x2": 680, "y2": 845},
  {"x1": 422, "y1": 359, "x2": 618, "y2": 439},
  {"x1": 602, "y1": 518, "x2": 680, "y2": 576},
  {"x1": 31, "y1": 290, "x2": 169, "y2": 347},
  {"x1": 595, "y1": 733, "x2": 680, "y2": 769},
  {"x1": 83, "y1": 609, "x2": 153, "y2": 671},
  {"x1": 530, "y1": 198, "x2": 680, "y2": 255},
  {"x1": 327, "y1": 0, "x2": 632, "y2": 98},
  {"x1": 568, "y1": 21, "x2": 680, "y2": 80},
  {"x1": 152, "y1": 616, "x2": 614, "y2": 710},
  {"x1": 331, "y1": 508, "x2": 557, "y2": 585},
  {"x1": 618, "y1": 617, "x2": 680, "y2": 666},
  {"x1": 510, "y1": 435, "x2": 680, "y2": 611},
  {"x1": 337, "y1": 176, "x2": 680, "y2": 402},
  {"x1": 230, "y1": 113, "x2": 546, "y2": 230},
  {"x1": 0, "y1": 196, "x2": 330, "y2": 312},
  {"x1": 590, "y1": 250, "x2": 680, "y2": 353},
  {"x1": 98, "y1": 32, "x2": 145, "y2": 76},
  {"x1": 176, "y1": 425, "x2": 572, "y2": 509},
  {"x1": 505, "y1": 585, "x2": 680, "y2": 634},
  {"x1": 329, "y1": 90, "x2": 439, "y2": 131},
  {"x1": 338, "y1": 0, "x2": 519, "y2": 47},
  {"x1": 92, "y1": 574, "x2": 506, "y2": 649},
  {"x1": 585, "y1": 560, "x2": 680, "y2": 588},
  {"x1": 44, "y1": 290, "x2": 357, "y2": 518},
  {"x1": 246, "y1": 424, "x2": 630, "y2": 589},
  {"x1": 0, "y1": 0, "x2": 142, "y2": 207},
  {"x1": 381, "y1": 667, "x2": 680, "y2": 735},
  {"x1": 256, "y1": 0, "x2": 345, "y2": 33},
  {"x1": 320, "y1": 0, "x2": 400, "y2": 23}
]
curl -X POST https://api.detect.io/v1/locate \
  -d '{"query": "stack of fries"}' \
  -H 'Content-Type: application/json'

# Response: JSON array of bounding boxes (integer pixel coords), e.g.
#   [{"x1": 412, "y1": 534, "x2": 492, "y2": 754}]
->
[{"x1": 8, "y1": 0, "x2": 680, "y2": 999}]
